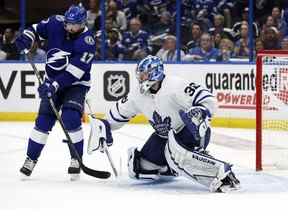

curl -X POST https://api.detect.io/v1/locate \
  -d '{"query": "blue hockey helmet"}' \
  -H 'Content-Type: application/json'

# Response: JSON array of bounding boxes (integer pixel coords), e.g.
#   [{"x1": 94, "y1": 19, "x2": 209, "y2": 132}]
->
[
  {"x1": 64, "y1": 5, "x2": 87, "y2": 25},
  {"x1": 136, "y1": 55, "x2": 164, "y2": 94}
]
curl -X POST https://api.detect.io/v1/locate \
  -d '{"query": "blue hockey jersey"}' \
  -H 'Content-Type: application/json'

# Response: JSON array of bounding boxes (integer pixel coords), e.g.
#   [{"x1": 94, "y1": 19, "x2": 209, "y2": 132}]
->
[{"x1": 32, "y1": 15, "x2": 96, "y2": 90}]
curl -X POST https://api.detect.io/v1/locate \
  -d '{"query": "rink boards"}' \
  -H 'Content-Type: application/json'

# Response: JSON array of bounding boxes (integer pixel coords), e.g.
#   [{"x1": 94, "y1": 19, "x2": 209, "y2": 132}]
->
[{"x1": 0, "y1": 62, "x2": 256, "y2": 128}]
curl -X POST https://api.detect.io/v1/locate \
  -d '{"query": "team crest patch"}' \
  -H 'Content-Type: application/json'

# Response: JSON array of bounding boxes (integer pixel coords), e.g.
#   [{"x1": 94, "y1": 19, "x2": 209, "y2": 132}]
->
[
  {"x1": 46, "y1": 48, "x2": 70, "y2": 71},
  {"x1": 149, "y1": 111, "x2": 171, "y2": 138},
  {"x1": 84, "y1": 36, "x2": 95, "y2": 45}
]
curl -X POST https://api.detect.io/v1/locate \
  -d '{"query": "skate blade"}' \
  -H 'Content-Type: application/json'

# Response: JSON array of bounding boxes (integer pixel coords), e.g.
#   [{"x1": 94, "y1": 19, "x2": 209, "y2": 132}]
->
[{"x1": 70, "y1": 174, "x2": 80, "y2": 181}]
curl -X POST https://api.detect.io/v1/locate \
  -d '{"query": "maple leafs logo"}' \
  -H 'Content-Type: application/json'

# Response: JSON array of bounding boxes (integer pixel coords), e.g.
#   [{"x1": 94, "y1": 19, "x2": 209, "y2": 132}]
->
[{"x1": 149, "y1": 111, "x2": 171, "y2": 138}]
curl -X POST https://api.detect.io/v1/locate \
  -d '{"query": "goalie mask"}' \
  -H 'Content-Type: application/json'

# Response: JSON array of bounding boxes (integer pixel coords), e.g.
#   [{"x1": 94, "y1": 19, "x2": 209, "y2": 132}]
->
[{"x1": 136, "y1": 55, "x2": 164, "y2": 95}]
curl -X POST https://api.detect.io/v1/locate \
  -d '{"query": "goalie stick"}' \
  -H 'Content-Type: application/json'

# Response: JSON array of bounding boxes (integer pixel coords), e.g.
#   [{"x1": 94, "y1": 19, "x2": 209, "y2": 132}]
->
[
  {"x1": 25, "y1": 51, "x2": 111, "y2": 179},
  {"x1": 85, "y1": 98, "x2": 118, "y2": 177}
]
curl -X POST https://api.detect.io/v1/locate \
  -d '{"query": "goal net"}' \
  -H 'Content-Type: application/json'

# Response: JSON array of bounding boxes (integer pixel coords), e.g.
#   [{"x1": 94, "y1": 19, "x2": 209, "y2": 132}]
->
[{"x1": 256, "y1": 50, "x2": 288, "y2": 171}]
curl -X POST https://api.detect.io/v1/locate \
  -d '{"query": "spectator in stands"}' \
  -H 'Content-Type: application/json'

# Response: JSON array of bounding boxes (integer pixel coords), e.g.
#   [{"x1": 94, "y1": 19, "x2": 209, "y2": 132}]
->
[
  {"x1": 213, "y1": 33, "x2": 222, "y2": 49},
  {"x1": 94, "y1": 27, "x2": 124, "y2": 60},
  {"x1": 0, "y1": 0, "x2": 18, "y2": 33},
  {"x1": 271, "y1": 6, "x2": 288, "y2": 38},
  {"x1": 234, "y1": 24, "x2": 250, "y2": 58},
  {"x1": 156, "y1": 35, "x2": 184, "y2": 62},
  {"x1": 232, "y1": 7, "x2": 260, "y2": 40},
  {"x1": 254, "y1": 0, "x2": 277, "y2": 24},
  {"x1": 87, "y1": 0, "x2": 100, "y2": 33},
  {"x1": 150, "y1": 11, "x2": 172, "y2": 36},
  {"x1": 24, "y1": 42, "x2": 46, "y2": 62},
  {"x1": 262, "y1": 26, "x2": 281, "y2": 50},
  {"x1": 261, "y1": 15, "x2": 277, "y2": 35},
  {"x1": 184, "y1": 33, "x2": 220, "y2": 62},
  {"x1": 120, "y1": 0, "x2": 139, "y2": 20},
  {"x1": 191, "y1": 0, "x2": 216, "y2": 23},
  {"x1": 148, "y1": 11, "x2": 172, "y2": 52},
  {"x1": 186, "y1": 22, "x2": 202, "y2": 50},
  {"x1": 137, "y1": 0, "x2": 167, "y2": 31},
  {"x1": 217, "y1": 38, "x2": 234, "y2": 61},
  {"x1": 105, "y1": 18, "x2": 123, "y2": 40},
  {"x1": 106, "y1": 29, "x2": 126, "y2": 60},
  {"x1": 281, "y1": 36, "x2": 288, "y2": 50},
  {"x1": 215, "y1": 0, "x2": 235, "y2": 28},
  {"x1": 122, "y1": 18, "x2": 152, "y2": 60},
  {"x1": 208, "y1": 14, "x2": 234, "y2": 41},
  {"x1": 0, "y1": 28, "x2": 19, "y2": 60},
  {"x1": 107, "y1": 1, "x2": 127, "y2": 31},
  {"x1": 255, "y1": 37, "x2": 264, "y2": 52},
  {"x1": 156, "y1": 37, "x2": 169, "y2": 58}
]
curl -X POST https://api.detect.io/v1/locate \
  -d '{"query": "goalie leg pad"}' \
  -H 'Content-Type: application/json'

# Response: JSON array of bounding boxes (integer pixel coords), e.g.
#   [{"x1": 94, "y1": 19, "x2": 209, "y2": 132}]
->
[
  {"x1": 165, "y1": 130, "x2": 237, "y2": 191},
  {"x1": 128, "y1": 147, "x2": 169, "y2": 180}
]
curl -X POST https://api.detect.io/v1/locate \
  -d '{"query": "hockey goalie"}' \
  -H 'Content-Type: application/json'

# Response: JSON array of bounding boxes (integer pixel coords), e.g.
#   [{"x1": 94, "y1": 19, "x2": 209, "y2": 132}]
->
[{"x1": 88, "y1": 55, "x2": 240, "y2": 192}]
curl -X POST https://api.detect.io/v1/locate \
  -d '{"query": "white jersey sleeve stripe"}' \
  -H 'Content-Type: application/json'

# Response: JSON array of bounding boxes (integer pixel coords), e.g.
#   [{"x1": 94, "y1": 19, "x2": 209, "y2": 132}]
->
[{"x1": 66, "y1": 63, "x2": 85, "y2": 79}]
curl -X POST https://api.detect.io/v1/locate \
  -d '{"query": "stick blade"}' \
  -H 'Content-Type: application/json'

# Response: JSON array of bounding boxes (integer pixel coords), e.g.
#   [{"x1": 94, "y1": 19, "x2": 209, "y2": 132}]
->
[{"x1": 81, "y1": 164, "x2": 111, "y2": 179}]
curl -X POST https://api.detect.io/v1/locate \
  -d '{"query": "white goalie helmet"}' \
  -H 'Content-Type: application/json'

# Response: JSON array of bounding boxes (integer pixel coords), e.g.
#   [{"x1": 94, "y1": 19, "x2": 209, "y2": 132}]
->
[{"x1": 135, "y1": 55, "x2": 165, "y2": 94}]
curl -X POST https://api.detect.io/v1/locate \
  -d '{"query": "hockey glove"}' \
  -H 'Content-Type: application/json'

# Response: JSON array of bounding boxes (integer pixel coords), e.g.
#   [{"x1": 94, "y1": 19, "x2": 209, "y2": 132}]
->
[
  {"x1": 38, "y1": 80, "x2": 59, "y2": 99},
  {"x1": 179, "y1": 106, "x2": 211, "y2": 140},
  {"x1": 15, "y1": 29, "x2": 36, "y2": 52},
  {"x1": 87, "y1": 116, "x2": 113, "y2": 154}
]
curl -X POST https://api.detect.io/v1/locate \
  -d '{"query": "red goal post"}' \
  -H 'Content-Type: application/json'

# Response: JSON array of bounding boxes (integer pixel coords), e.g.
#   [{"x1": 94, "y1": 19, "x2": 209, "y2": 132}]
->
[{"x1": 256, "y1": 50, "x2": 288, "y2": 171}]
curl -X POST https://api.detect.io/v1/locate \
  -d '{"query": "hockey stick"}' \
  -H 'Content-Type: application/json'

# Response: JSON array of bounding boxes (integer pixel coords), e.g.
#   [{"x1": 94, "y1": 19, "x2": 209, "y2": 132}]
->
[
  {"x1": 85, "y1": 99, "x2": 118, "y2": 177},
  {"x1": 25, "y1": 51, "x2": 111, "y2": 179}
]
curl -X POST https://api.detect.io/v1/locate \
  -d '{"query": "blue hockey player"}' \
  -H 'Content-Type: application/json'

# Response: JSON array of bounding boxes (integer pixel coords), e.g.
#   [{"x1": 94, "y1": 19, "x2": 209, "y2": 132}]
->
[{"x1": 16, "y1": 5, "x2": 96, "y2": 180}]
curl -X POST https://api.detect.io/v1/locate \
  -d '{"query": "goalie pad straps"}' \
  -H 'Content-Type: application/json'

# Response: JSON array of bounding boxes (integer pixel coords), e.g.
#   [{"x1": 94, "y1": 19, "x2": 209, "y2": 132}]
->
[
  {"x1": 128, "y1": 147, "x2": 169, "y2": 180},
  {"x1": 164, "y1": 130, "x2": 232, "y2": 191},
  {"x1": 87, "y1": 115, "x2": 113, "y2": 154}
]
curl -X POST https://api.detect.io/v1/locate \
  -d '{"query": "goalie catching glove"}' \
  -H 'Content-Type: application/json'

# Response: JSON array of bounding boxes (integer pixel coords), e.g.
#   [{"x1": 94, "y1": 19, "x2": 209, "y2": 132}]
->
[
  {"x1": 179, "y1": 106, "x2": 211, "y2": 140},
  {"x1": 87, "y1": 114, "x2": 113, "y2": 154}
]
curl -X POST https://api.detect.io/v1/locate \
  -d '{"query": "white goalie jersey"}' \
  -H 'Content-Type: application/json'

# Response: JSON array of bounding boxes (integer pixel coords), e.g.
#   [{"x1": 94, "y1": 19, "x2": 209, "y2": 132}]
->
[{"x1": 106, "y1": 75, "x2": 217, "y2": 137}]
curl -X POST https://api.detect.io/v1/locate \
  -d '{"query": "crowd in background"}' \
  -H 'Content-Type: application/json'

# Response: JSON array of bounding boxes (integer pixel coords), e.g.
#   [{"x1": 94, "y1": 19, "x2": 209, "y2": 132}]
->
[{"x1": 1, "y1": 0, "x2": 288, "y2": 62}]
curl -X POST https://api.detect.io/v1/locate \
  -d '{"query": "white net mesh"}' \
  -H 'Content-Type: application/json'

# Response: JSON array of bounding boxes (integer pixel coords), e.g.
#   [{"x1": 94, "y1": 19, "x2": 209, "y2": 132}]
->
[{"x1": 261, "y1": 55, "x2": 288, "y2": 169}]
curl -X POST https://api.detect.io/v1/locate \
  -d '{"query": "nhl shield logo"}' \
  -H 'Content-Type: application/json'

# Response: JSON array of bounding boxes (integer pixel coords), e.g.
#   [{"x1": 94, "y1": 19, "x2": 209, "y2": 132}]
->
[
  {"x1": 104, "y1": 71, "x2": 130, "y2": 101},
  {"x1": 107, "y1": 75, "x2": 126, "y2": 98}
]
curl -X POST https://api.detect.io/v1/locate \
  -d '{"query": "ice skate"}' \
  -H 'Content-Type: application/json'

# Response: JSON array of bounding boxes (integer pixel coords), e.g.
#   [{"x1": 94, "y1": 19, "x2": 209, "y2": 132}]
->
[
  {"x1": 213, "y1": 171, "x2": 241, "y2": 193},
  {"x1": 20, "y1": 157, "x2": 37, "y2": 178},
  {"x1": 68, "y1": 158, "x2": 80, "y2": 181}
]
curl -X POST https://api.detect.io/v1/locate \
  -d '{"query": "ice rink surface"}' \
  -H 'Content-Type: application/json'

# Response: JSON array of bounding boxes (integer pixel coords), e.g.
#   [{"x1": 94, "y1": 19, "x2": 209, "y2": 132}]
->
[{"x1": 1, "y1": 122, "x2": 288, "y2": 216}]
